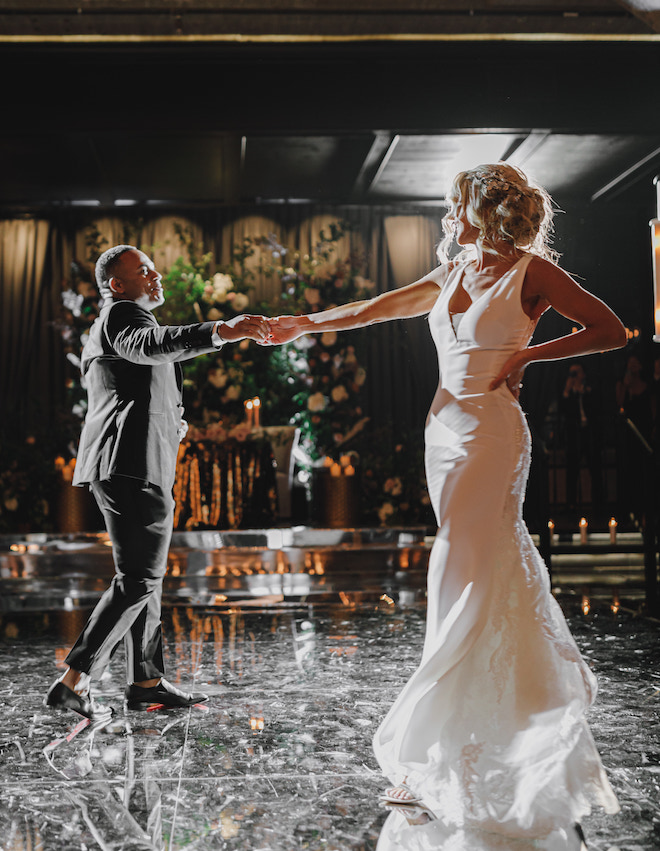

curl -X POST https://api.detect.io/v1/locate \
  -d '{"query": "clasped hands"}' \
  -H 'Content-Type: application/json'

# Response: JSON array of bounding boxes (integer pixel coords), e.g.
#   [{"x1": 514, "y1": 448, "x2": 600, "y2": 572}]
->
[{"x1": 214, "y1": 314, "x2": 306, "y2": 346}]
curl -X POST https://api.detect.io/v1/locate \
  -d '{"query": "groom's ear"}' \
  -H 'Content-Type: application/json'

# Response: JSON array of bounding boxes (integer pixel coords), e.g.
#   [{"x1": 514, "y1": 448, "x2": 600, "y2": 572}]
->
[{"x1": 108, "y1": 276, "x2": 123, "y2": 294}]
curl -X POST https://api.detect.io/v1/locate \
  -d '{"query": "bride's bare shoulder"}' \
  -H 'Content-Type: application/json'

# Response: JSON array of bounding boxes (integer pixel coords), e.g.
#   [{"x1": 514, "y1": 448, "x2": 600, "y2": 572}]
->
[
  {"x1": 525, "y1": 254, "x2": 575, "y2": 292},
  {"x1": 422, "y1": 260, "x2": 458, "y2": 289}
]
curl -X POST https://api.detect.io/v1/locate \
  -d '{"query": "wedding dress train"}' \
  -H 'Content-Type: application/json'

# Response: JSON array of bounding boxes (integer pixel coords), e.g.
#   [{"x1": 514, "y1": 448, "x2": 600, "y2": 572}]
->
[{"x1": 373, "y1": 255, "x2": 618, "y2": 847}]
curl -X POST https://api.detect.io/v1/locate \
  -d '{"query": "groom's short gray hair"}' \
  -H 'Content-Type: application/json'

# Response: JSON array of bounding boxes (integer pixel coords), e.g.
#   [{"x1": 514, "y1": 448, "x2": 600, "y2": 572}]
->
[{"x1": 95, "y1": 245, "x2": 136, "y2": 299}]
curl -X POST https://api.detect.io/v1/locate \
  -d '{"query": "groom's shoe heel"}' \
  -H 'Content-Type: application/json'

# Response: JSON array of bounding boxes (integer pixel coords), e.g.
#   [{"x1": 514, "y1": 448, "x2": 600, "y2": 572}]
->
[
  {"x1": 45, "y1": 681, "x2": 113, "y2": 721},
  {"x1": 125, "y1": 699, "x2": 157, "y2": 711}
]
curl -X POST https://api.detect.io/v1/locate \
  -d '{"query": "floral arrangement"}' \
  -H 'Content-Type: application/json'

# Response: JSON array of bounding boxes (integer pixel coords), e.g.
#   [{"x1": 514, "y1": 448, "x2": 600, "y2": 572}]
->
[
  {"x1": 0, "y1": 431, "x2": 62, "y2": 533},
  {"x1": 354, "y1": 427, "x2": 434, "y2": 527},
  {"x1": 54, "y1": 259, "x2": 103, "y2": 440},
  {"x1": 251, "y1": 225, "x2": 376, "y2": 464},
  {"x1": 154, "y1": 222, "x2": 376, "y2": 467}
]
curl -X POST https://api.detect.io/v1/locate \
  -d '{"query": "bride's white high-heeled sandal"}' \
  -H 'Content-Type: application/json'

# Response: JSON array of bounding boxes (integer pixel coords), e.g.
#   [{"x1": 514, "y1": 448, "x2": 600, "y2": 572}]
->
[{"x1": 379, "y1": 782, "x2": 421, "y2": 805}]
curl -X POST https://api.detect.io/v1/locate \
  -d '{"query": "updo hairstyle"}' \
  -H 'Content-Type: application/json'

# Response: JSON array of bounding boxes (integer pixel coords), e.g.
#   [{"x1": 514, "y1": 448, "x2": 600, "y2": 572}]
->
[{"x1": 438, "y1": 163, "x2": 558, "y2": 264}]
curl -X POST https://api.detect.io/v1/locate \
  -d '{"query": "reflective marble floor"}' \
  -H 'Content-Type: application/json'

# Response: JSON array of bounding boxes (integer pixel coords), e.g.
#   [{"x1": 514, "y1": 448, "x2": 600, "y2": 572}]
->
[{"x1": 0, "y1": 598, "x2": 658, "y2": 851}]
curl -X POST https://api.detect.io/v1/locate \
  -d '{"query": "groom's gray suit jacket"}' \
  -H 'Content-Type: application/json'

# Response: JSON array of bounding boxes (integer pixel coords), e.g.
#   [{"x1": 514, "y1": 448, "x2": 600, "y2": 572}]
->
[{"x1": 73, "y1": 299, "x2": 219, "y2": 489}]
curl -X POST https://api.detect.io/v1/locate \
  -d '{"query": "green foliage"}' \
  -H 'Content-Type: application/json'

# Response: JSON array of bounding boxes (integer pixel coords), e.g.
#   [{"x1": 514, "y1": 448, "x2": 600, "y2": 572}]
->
[
  {"x1": 355, "y1": 426, "x2": 434, "y2": 527},
  {"x1": 250, "y1": 222, "x2": 376, "y2": 462},
  {"x1": 153, "y1": 221, "x2": 376, "y2": 464},
  {"x1": 0, "y1": 427, "x2": 64, "y2": 533}
]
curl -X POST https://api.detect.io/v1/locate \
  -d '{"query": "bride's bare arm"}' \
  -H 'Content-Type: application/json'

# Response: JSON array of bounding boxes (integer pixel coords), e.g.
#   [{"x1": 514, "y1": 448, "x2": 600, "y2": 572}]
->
[
  {"x1": 490, "y1": 257, "x2": 626, "y2": 390},
  {"x1": 267, "y1": 274, "x2": 445, "y2": 344}
]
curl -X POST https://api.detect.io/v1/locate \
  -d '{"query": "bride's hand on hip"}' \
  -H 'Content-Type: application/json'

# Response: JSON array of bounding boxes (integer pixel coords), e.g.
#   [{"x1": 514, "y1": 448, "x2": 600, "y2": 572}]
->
[{"x1": 489, "y1": 350, "x2": 529, "y2": 399}]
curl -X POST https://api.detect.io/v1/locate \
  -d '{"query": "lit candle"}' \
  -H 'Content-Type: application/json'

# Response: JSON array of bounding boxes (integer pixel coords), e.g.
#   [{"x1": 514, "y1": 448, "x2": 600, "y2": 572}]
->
[
  {"x1": 322, "y1": 456, "x2": 333, "y2": 468},
  {"x1": 581, "y1": 595, "x2": 590, "y2": 616},
  {"x1": 547, "y1": 519, "x2": 555, "y2": 543},
  {"x1": 609, "y1": 517, "x2": 617, "y2": 544},
  {"x1": 611, "y1": 594, "x2": 620, "y2": 615},
  {"x1": 344, "y1": 464, "x2": 356, "y2": 476},
  {"x1": 340, "y1": 454, "x2": 351, "y2": 468},
  {"x1": 245, "y1": 399, "x2": 253, "y2": 428},
  {"x1": 253, "y1": 397, "x2": 261, "y2": 428},
  {"x1": 330, "y1": 462, "x2": 342, "y2": 477},
  {"x1": 579, "y1": 517, "x2": 588, "y2": 545}
]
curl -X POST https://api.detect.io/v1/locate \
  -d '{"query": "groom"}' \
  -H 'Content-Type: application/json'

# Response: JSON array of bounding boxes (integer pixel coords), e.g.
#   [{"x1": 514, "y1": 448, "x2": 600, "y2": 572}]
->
[{"x1": 45, "y1": 245, "x2": 271, "y2": 720}]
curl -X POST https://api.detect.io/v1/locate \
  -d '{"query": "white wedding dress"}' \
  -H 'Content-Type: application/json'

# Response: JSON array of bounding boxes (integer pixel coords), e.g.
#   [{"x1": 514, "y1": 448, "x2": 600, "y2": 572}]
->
[{"x1": 373, "y1": 255, "x2": 619, "y2": 849}]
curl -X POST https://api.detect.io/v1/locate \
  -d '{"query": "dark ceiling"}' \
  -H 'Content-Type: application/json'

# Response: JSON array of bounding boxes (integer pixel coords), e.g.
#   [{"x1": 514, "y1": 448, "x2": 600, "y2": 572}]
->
[{"x1": 2, "y1": 1, "x2": 660, "y2": 212}]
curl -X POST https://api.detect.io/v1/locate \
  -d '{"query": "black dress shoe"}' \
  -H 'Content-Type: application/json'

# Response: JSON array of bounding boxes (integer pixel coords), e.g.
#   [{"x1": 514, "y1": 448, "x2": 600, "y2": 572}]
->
[
  {"x1": 45, "y1": 681, "x2": 113, "y2": 722},
  {"x1": 125, "y1": 677, "x2": 208, "y2": 711}
]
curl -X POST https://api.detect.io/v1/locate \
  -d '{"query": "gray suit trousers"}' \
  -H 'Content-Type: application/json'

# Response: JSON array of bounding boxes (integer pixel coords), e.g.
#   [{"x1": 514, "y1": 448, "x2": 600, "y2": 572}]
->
[{"x1": 65, "y1": 476, "x2": 174, "y2": 682}]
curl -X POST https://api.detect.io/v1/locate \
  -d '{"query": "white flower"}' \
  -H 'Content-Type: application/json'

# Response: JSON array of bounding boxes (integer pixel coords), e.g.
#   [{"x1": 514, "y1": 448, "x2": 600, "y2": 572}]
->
[
  {"x1": 331, "y1": 385, "x2": 349, "y2": 404},
  {"x1": 304, "y1": 287, "x2": 321, "y2": 306},
  {"x1": 355, "y1": 276, "x2": 376, "y2": 292},
  {"x1": 232, "y1": 292, "x2": 249, "y2": 311},
  {"x1": 207, "y1": 368, "x2": 228, "y2": 389},
  {"x1": 213, "y1": 272, "x2": 234, "y2": 294},
  {"x1": 230, "y1": 423, "x2": 251, "y2": 442},
  {"x1": 292, "y1": 335, "x2": 316, "y2": 351},
  {"x1": 384, "y1": 477, "x2": 403, "y2": 496},
  {"x1": 378, "y1": 502, "x2": 395, "y2": 524},
  {"x1": 320, "y1": 331, "x2": 337, "y2": 347},
  {"x1": 62, "y1": 289, "x2": 84, "y2": 317},
  {"x1": 307, "y1": 392, "x2": 327, "y2": 412},
  {"x1": 224, "y1": 385, "x2": 241, "y2": 401}
]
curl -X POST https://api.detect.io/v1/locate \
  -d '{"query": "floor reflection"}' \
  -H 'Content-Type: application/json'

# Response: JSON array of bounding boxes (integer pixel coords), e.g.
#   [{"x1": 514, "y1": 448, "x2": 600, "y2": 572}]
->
[
  {"x1": 0, "y1": 600, "x2": 658, "y2": 850},
  {"x1": 377, "y1": 806, "x2": 583, "y2": 851}
]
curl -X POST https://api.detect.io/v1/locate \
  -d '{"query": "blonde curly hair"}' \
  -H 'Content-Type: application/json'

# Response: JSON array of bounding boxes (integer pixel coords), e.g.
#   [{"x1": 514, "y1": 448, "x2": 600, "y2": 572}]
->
[{"x1": 437, "y1": 163, "x2": 558, "y2": 264}]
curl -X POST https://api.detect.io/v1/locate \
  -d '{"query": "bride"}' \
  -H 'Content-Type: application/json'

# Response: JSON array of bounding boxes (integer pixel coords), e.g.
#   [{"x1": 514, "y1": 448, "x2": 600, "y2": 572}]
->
[{"x1": 267, "y1": 163, "x2": 626, "y2": 848}]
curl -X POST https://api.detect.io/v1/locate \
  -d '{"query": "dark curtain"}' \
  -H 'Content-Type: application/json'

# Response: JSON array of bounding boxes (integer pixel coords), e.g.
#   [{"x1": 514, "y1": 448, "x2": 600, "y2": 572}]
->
[{"x1": 0, "y1": 218, "x2": 64, "y2": 433}]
